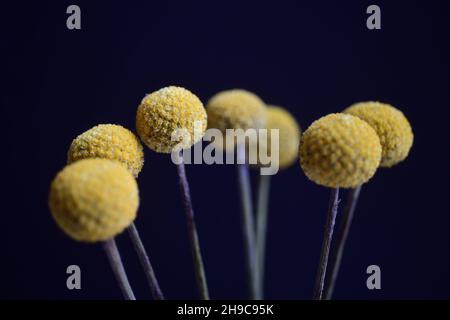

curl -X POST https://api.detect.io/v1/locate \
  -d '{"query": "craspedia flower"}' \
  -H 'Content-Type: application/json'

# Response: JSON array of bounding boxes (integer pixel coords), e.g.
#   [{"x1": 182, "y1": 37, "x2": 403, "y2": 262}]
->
[
  {"x1": 256, "y1": 106, "x2": 301, "y2": 169},
  {"x1": 49, "y1": 159, "x2": 139, "y2": 242},
  {"x1": 136, "y1": 86, "x2": 207, "y2": 153},
  {"x1": 206, "y1": 89, "x2": 266, "y2": 133},
  {"x1": 344, "y1": 101, "x2": 413, "y2": 168},
  {"x1": 67, "y1": 124, "x2": 144, "y2": 177},
  {"x1": 300, "y1": 113, "x2": 382, "y2": 188}
]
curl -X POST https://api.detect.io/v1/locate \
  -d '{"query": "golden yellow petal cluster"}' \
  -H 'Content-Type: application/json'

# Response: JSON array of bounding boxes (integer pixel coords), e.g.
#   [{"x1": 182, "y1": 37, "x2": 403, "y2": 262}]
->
[
  {"x1": 68, "y1": 124, "x2": 144, "y2": 177},
  {"x1": 256, "y1": 106, "x2": 301, "y2": 169},
  {"x1": 136, "y1": 86, "x2": 207, "y2": 153},
  {"x1": 206, "y1": 89, "x2": 266, "y2": 132},
  {"x1": 344, "y1": 101, "x2": 413, "y2": 167},
  {"x1": 49, "y1": 159, "x2": 138, "y2": 242},
  {"x1": 300, "y1": 113, "x2": 381, "y2": 188}
]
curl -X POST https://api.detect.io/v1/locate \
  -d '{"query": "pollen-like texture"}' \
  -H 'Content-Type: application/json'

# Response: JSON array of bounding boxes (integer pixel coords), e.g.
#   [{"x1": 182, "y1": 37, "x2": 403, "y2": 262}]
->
[
  {"x1": 206, "y1": 89, "x2": 266, "y2": 132},
  {"x1": 300, "y1": 113, "x2": 381, "y2": 188},
  {"x1": 67, "y1": 124, "x2": 144, "y2": 177},
  {"x1": 136, "y1": 86, "x2": 207, "y2": 153},
  {"x1": 257, "y1": 106, "x2": 301, "y2": 169},
  {"x1": 49, "y1": 159, "x2": 138, "y2": 242},
  {"x1": 344, "y1": 101, "x2": 413, "y2": 168}
]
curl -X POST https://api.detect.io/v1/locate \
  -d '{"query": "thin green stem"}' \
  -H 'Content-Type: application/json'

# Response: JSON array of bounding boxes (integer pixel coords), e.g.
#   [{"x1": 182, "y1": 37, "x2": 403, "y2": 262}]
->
[
  {"x1": 236, "y1": 143, "x2": 260, "y2": 300},
  {"x1": 102, "y1": 238, "x2": 136, "y2": 300},
  {"x1": 256, "y1": 174, "x2": 271, "y2": 299},
  {"x1": 324, "y1": 185, "x2": 362, "y2": 300},
  {"x1": 312, "y1": 187, "x2": 340, "y2": 300},
  {"x1": 127, "y1": 222, "x2": 164, "y2": 300},
  {"x1": 176, "y1": 157, "x2": 210, "y2": 300}
]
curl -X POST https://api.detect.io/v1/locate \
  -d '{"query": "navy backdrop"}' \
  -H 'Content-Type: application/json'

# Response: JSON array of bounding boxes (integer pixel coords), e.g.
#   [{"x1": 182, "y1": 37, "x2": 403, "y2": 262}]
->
[{"x1": 1, "y1": 0, "x2": 449, "y2": 299}]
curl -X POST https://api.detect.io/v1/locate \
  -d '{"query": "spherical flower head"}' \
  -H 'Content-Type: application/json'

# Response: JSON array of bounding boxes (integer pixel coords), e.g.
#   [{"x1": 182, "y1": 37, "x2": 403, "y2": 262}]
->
[
  {"x1": 300, "y1": 113, "x2": 382, "y2": 188},
  {"x1": 207, "y1": 89, "x2": 266, "y2": 131},
  {"x1": 136, "y1": 86, "x2": 207, "y2": 153},
  {"x1": 344, "y1": 101, "x2": 413, "y2": 168},
  {"x1": 255, "y1": 106, "x2": 301, "y2": 170},
  {"x1": 49, "y1": 159, "x2": 139, "y2": 242},
  {"x1": 206, "y1": 89, "x2": 266, "y2": 150},
  {"x1": 67, "y1": 124, "x2": 144, "y2": 177}
]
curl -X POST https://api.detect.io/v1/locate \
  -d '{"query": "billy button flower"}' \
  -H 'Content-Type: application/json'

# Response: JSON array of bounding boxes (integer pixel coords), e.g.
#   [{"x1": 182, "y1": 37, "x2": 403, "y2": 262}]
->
[
  {"x1": 324, "y1": 102, "x2": 414, "y2": 299},
  {"x1": 252, "y1": 106, "x2": 301, "y2": 298},
  {"x1": 299, "y1": 113, "x2": 382, "y2": 300},
  {"x1": 49, "y1": 159, "x2": 139, "y2": 300},
  {"x1": 67, "y1": 124, "x2": 164, "y2": 300},
  {"x1": 206, "y1": 89, "x2": 267, "y2": 300},
  {"x1": 136, "y1": 86, "x2": 210, "y2": 300}
]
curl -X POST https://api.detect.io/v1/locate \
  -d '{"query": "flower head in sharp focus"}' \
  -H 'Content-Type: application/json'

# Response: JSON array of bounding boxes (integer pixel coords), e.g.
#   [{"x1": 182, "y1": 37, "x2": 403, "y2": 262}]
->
[
  {"x1": 299, "y1": 113, "x2": 382, "y2": 188},
  {"x1": 67, "y1": 124, "x2": 144, "y2": 177},
  {"x1": 344, "y1": 101, "x2": 413, "y2": 168},
  {"x1": 136, "y1": 86, "x2": 207, "y2": 154},
  {"x1": 49, "y1": 159, "x2": 139, "y2": 242}
]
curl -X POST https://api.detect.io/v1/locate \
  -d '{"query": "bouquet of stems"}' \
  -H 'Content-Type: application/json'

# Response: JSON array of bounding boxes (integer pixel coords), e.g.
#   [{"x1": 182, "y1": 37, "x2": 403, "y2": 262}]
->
[{"x1": 49, "y1": 86, "x2": 413, "y2": 300}]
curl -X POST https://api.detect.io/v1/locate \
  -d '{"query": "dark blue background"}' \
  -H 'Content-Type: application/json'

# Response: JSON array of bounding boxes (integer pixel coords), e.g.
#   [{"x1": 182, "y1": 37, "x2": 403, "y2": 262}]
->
[{"x1": 1, "y1": 0, "x2": 449, "y2": 299}]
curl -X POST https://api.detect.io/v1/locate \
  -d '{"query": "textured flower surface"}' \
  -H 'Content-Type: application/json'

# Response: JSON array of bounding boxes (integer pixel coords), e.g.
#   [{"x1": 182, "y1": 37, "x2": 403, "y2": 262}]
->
[
  {"x1": 300, "y1": 113, "x2": 382, "y2": 188},
  {"x1": 49, "y1": 159, "x2": 138, "y2": 242},
  {"x1": 67, "y1": 124, "x2": 144, "y2": 177},
  {"x1": 136, "y1": 86, "x2": 207, "y2": 153},
  {"x1": 206, "y1": 89, "x2": 266, "y2": 132},
  {"x1": 344, "y1": 101, "x2": 413, "y2": 167},
  {"x1": 256, "y1": 106, "x2": 301, "y2": 169}
]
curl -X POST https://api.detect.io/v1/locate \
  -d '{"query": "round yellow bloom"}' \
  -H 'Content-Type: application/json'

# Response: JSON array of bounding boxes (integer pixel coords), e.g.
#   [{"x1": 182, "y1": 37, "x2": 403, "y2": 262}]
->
[
  {"x1": 67, "y1": 124, "x2": 144, "y2": 177},
  {"x1": 300, "y1": 113, "x2": 381, "y2": 188},
  {"x1": 49, "y1": 159, "x2": 139, "y2": 242},
  {"x1": 344, "y1": 101, "x2": 413, "y2": 168},
  {"x1": 206, "y1": 89, "x2": 266, "y2": 132},
  {"x1": 256, "y1": 106, "x2": 301, "y2": 169},
  {"x1": 136, "y1": 86, "x2": 207, "y2": 153}
]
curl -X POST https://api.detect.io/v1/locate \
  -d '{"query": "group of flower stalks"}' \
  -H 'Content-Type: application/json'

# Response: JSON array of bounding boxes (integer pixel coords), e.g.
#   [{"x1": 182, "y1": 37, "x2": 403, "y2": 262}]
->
[{"x1": 49, "y1": 86, "x2": 413, "y2": 300}]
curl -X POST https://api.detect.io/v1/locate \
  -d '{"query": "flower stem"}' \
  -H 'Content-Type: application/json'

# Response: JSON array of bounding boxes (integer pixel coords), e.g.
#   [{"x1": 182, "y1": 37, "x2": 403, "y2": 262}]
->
[
  {"x1": 127, "y1": 222, "x2": 164, "y2": 300},
  {"x1": 256, "y1": 174, "x2": 271, "y2": 299},
  {"x1": 102, "y1": 238, "x2": 136, "y2": 300},
  {"x1": 236, "y1": 143, "x2": 260, "y2": 300},
  {"x1": 324, "y1": 185, "x2": 362, "y2": 300},
  {"x1": 312, "y1": 187, "x2": 340, "y2": 300},
  {"x1": 176, "y1": 158, "x2": 210, "y2": 300}
]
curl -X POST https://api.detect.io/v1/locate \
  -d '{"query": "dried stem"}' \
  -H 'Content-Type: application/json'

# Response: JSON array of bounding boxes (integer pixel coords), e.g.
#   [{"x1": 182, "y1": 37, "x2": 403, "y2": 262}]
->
[
  {"x1": 256, "y1": 174, "x2": 271, "y2": 299},
  {"x1": 312, "y1": 187, "x2": 340, "y2": 300},
  {"x1": 324, "y1": 185, "x2": 362, "y2": 300},
  {"x1": 102, "y1": 238, "x2": 136, "y2": 300},
  {"x1": 236, "y1": 143, "x2": 260, "y2": 299},
  {"x1": 176, "y1": 156, "x2": 210, "y2": 300},
  {"x1": 127, "y1": 222, "x2": 164, "y2": 300}
]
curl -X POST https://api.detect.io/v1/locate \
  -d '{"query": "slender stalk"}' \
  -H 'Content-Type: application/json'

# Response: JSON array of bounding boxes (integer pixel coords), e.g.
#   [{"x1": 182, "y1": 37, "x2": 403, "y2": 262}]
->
[
  {"x1": 236, "y1": 143, "x2": 260, "y2": 300},
  {"x1": 324, "y1": 185, "x2": 362, "y2": 300},
  {"x1": 102, "y1": 238, "x2": 136, "y2": 300},
  {"x1": 127, "y1": 222, "x2": 164, "y2": 300},
  {"x1": 176, "y1": 157, "x2": 210, "y2": 300},
  {"x1": 312, "y1": 187, "x2": 340, "y2": 300},
  {"x1": 256, "y1": 174, "x2": 271, "y2": 299}
]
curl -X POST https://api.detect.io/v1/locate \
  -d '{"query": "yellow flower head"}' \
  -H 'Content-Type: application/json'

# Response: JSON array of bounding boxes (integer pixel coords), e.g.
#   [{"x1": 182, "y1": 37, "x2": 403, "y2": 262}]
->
[
  {"x1": 49, "y1": 159, "x2": 138, "y2": 243},
  {"x1": 344, "y1": 101, "x2": 413, "y2": 168},
  {"x1": 67, "y1": 124, "x2": 144, "y2": 177},
  {"x1": 256, "y1": 106, "x2": 301, "y2": 170},
  {"x1": 136, "y1": 86, "x2": 207, "y2": 153},
  {"x1": 300, "y1": 113, "x2": 381, "y2": 188},
  {"x1": 206, "y1": 89, "x2": 266, "y2": 132}
]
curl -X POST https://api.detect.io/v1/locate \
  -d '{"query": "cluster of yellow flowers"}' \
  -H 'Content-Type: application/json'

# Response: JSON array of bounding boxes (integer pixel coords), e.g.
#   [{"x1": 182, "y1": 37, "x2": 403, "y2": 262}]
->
[
  {"x1": 300, "y1": 102, "x2": 413, "y2": 188},
  {"x1": 49, "y1": 86, "x2": 207, "y2": 242},
  {"x1": 48, "y1": 85, "x2": 413, "y2": 267}
]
